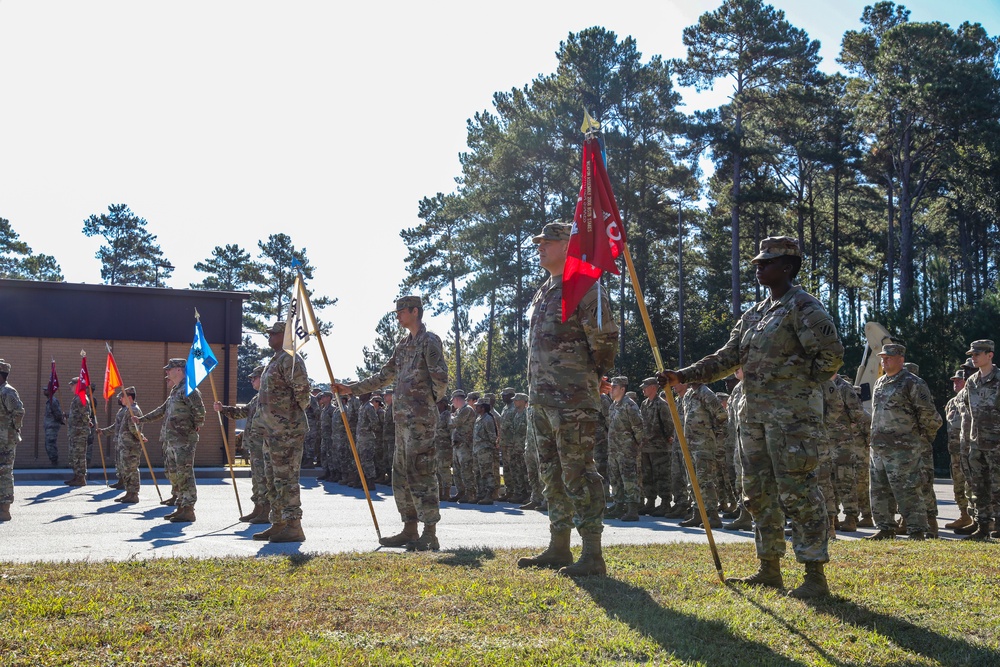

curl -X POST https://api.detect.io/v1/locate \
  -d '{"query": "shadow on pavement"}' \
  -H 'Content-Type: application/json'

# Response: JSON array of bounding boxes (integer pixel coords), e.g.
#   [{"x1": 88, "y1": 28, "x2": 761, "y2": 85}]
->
[
  {"x1": 130, "y1": 521, "x2": 187, "y2": 548},
  {"x1": 25, "y1": 486, "x2": 74, "y2": 505},
  {"x1": 436, "y1": 547, "x2": 496, "y2": 569},
  {"x1": 574, "y1": 575, "x2": 808, "y2": 667}
]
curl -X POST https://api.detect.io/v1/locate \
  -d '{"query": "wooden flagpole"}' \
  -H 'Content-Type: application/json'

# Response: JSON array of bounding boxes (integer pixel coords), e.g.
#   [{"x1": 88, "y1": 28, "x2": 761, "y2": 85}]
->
[{"x1": 81, "y1": 350, "x2": 109, "y2": 485}]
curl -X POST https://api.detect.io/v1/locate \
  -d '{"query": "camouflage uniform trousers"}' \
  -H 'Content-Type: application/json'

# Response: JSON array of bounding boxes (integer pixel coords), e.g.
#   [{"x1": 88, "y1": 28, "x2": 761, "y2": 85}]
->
[
  {"x1": 740, "y1": 420, "x2": 829, "y2": 564},
  {"x1": 391, "y1": 416, "x2": 441, "y2": 525},
  {"x1": 0, "y1": 430, "x2": 16, "y2": 503},
  {"x1": 436, "y1": 442, "x2": 454, "y2": 496},
  {"x1": 505, "y1": 440, "x2": 529, "y2": 499},
  {"x1": 869, "y1": 443, "x2": 929, "y2": 532},
  {"x1": 262, "y1": 423, "x2": 307, "y2": 522},
  {"x1": 533, "y1": 406, "x2": 605, "y2": 535},
  {"x1": 947, "y1": 434, "x2": 969, "y2": 514},
  {"x1": 856, "y1": 444, "x2": 872, "y2": 516},
  {"x1": 831, "y1": 439, "x2": 859, "y2": 515},
  {"x1": 118, "y1": 438, "x2": 142, "y2": 494},
  {"x1": 687, "y1": 444, "x2": 720, "y2": 512},
  {"x1": 920, "y1": 441, "x2": 938, "y2": 520},
  {"x1": 594, "y1": 423, "x2": 609, "y2": 494},
  {"x1": 473, "y1": 443, "x2": 497, "y2": 499},
  {"x1": 44, "y1": 427, "x2": 60, "y2": 464},
  {"x1": 816, "y1": 437, "x2": 838, "y2": 515},
  {"x1": 669, "y1": 441, "x2": 690, "y2": 507},
  {"x1": 68, "y1": 427, "x2": 89, "y2": 478},
  {"x1": 640, "y1": 451, "x2": 672, "y2": 504},
  {"x1": 247, "y1": 435, "x2": 268, "y2": 505},
  {"x1": 453, "y1": 442, "x2": 477, "y2": 499},
  {"x1": 719, "y1": 440, "x2": 737, "y2": 506},
  {"x1": 609, "y1": 436, "x2": 641, "y2": 505},
  {"x1": 165, "y1": 437, "x2": 199, "y2": 507},
  {"x1": 967, "y1": 447, "x2": 1000, "y2": 521},
  {"x1": 356, "y1": 432, "x2": 378, "y2": 481},
  {"x1": 960, "y1": 439, "x2": 976, "y2": 516},
  {"x1": 303, "y1": 429, "x2": 318, "y2": 465},
  {"x1": 524, "y1": 411, "x2": 544, "y2": 504}
]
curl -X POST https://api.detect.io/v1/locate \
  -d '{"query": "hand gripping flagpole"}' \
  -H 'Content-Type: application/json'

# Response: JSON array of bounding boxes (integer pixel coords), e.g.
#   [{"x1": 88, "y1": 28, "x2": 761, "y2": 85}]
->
[
  {"x1": 107, "y1": 342, "x2": 162, "y2": 501},
  {"x1": 583, "y1": 112, "x2": 724, "y2": 583},
  {"x1": 81, "y1": 351, "x2": 110, "y2": 485},
  {"x1": 294, "y1": 273, "x2": 381, "y2": 540},
  {"x1": 195, "y1": 309, "x2": 243, "y2": 518}
]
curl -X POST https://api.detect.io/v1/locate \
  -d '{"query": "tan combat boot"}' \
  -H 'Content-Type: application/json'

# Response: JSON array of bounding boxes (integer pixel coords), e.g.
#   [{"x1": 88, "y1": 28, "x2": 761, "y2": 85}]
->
[
  {"x1": 407, "y1": 523, "x2": 439, "y2": 551},
  {"x1": 379, "y1": 521, "x2": 419, "y2": 548},
  {"x1": 945, "y1": 509, "x2": 974, "y2": 530},
  {"x1": 620, "y1": 503, "x2": 640, "y2": 522},
  {"x1": 649, "y1": 499, "x2": 670, "y2": 518},
  {"x1": 240, "y1": 503, "x2": 263, "y2": 523},
  {"x1": 253, "y1": 522, "x2": 285, "y2": 541},
  {"x1": 519, "y1": 499, "x2": 540, "y2": 510},
  {"x1": 839, "y1": 513, "x2": 858, "y2": 532},
  {"x1": 168, "y1": 505, "x2": 196, "y2": 523},
  {"x1": 558, "y1": 533, "x2": 607, "y2": 577},
  {"x1": 828, "y1": 514, "x2": 838, "y2": 540},
  {"x1": 726, "y1": 558, "x2": 783, "y2": 588},
  {"x1": 963, "y1": 519, "x2": 994, "y2": 541},
  {"x1": 639, "y1": 497, "x2": 656, "y2": 515},
  {"x1": 679, "y1": 506, "x2": 703, "y2": 528},
  {"x1": 724, "y1": 507, "x2": 753, "y2": 531},
  {"x1": 109, "y1": 480, "x2": 124, "y2": 490},
  {"x1": 65, "y1": 475, "x2": 86, "y2": 487},
  {"x1": 269, "y1": 518, "x2": 306, "y2": 543},
  {"x1": 115, "y1": 491, "x2": 139, "y2": 504},
  {"x1": 926, "y1": 517, "x2": 938, "y2": 539},
  {"x1": 518, "y1": 528, "x2": 573, "y2": 569},
  {"x1": 248, "y1": 503, "x2": 271, "y2": 525},
  {"x1": 605, "y1": 502, "x2": 625, "y2": 519},
  {"x1": 787, "y1": 562, "x2": 829, "y2": 599},
  {"x1": 706, "y1": 510, "x2": 723, "y2": 529},
  {"x1": 857, "y1": 513, "x2": 875, "y2": 528},
  {"x1": 0, "y1": 503, "x2": 10, "y2": 521}
]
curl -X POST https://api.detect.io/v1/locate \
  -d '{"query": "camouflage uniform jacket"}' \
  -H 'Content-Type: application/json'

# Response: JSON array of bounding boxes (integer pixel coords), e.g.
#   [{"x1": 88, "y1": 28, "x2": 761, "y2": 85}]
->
[
  {"x1": 0, "y1": 383, "x2": 25, "y2": 444},
  {"x1": 609, "y1": 396, "x2": 643, "y2": 453},
  {"x1": 103, "y1": 404, "x2": 144, "y2": 447},
  {"x1": 527, "y1": 276, "x2": 618, "y2": 411},
  {"x1": 68, "y1": 393, "x2": 92, "y2": 437},
  {"x1": 450, "y1": 404, "x2": 475, "y2": 448},
  {"x1": 357, "y1": 401, "x2": 381, "y2": 443},
  {"x1": 44, "y1": 396, "x2": 65, "y2": 429},
  {"x1": 640, "y1": 395, "x2": 674, "y2": 453},
  {"x1": 473, "y1": 412, "x2": 498, "y2": 452},
  {"x1": 435, "y1": 409, "x2": 452, "y2": 450},
  {"x1": 140, "y1": 385, "x2": 205, "y2": 445},
  {"x1": 680, "y1": 384, "x2": 727, "y2": 451},
  {"x1": 305, "y1": 395, "x2": 321, "y2": 433},
  {"x1": 258, "y1": 351, "x2": 311, "y2": 427},
  {"x1": 678, "y1": 285, "x2": 843, "y2": 424},
  {"x1": 382, "y1": 402, "x2": 395, "y2": 447},
  {"x1": 726, "y1": 381, "x2": 744, "y2": 450},
  {"x1": 835, "y1": 375, "x2": 869, "y2": 445},
  {"x1": 219, "y1": 394, "x2": 262, "y2": 448},
  {"x1": 870, "y1": 369, "x2": 942, "y2": 448},
  {"x1": 963, "y1": 365, "x2": 1000, "y2": 449},
  {"x1": 945, "y1": 393, "x2": 964, "y2": 452},
  {"x1": 349, "y1": 323, "x2": 448, "y2": 420},
  {"x1": 509, "y1": 405, "x2": 528, "y2": 449},
  {"x1": 499, "y1": 402, "x2": 518, "y2": 448}
]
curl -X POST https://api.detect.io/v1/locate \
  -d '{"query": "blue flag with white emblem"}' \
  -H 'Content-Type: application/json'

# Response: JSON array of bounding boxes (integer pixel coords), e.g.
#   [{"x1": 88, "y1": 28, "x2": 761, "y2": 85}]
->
[{"x1": 186, "y1": 318, "x2": 218, "y2": 395}]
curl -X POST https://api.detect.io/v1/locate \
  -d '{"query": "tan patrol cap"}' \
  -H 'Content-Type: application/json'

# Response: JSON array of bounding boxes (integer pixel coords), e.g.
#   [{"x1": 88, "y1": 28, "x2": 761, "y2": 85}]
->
[
  {"x1": 532, "y1": 221, "x2": 572, "y2": 243},
  {"x1": 751, "y1": 236, "x2": 800, "y2": 264},
  {"x1": 966, "y1": 339, "x2": 994, "y2": 355}
]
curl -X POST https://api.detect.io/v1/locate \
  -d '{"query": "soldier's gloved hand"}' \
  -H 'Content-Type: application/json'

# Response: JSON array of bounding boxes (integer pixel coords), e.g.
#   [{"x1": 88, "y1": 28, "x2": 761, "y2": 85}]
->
[{"x1": 658, "y1": 370, "x2": 682, "y2": 387}]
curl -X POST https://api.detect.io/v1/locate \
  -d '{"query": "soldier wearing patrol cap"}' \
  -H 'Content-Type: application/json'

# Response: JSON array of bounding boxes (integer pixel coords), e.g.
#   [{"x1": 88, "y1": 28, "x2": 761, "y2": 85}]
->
[
  {"x1": 449, "y1": 388, "x2": 476, "y2": 502},
  {"x1": 215, "y1": 365, "x2": 269, "y2": 523},
  {"x1": 962, "y1": 339, "x2": 1000, "y2": 539},
  {"x1": 137, "y1": 359, "x2": 206, "y2": 522},
  {"x1": 659, "y1": 235, "x2": 844, "y2": 598},
  {"x1": 65, "y1": 376, "x2": 93, "y2": 487},
  {"x1": 506, "y1": 392, "x2": 530, "y2": 504},
  {"x1": 333, "y1": 296, "x2": 449, "y2": 551},
  {"x1": 639, "y1": 376, "x2": 675, "y2": 517},
  {"x1": 606, "y1": 376, "x2": 643, "y2": 522},
  {"x1": 945, "y1": 363, "x2": 974, "y2": 531},
  {"x1": 98, "y1": 386, "x2": 144, "y2": 503},
  {"x1": 498, "y1": 387, "x2": 523, "y2": 502},
  {"x1": 518, "y1": 221, "x2": 619, "y2": 577},
  {"x1": 472, "y1": 397, "x2": 499, "y2": 504},
  {"x1": 0, "y1": 360, "x2": 25, "y2": 521}
]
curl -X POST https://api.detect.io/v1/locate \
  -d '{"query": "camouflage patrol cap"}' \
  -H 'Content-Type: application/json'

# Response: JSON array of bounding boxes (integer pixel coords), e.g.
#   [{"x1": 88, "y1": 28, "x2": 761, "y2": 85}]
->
[
  {"x1": 751, "y1": 236, "x2": 800, "y2": 264},
  {"x1": 395, "y1": 295, "x2": 422, "y2": 311},
  {"x1": 513, "y1": 392, "x2": 528, "y2": 402},
  {"x1": 483, "y1": 392, "x2": 496, "y2": 405},
  {"x1": 70, "y1": 377, "x2": 80, "y2": 385},
  {"x1": 501, "y1": 387, "x2": 516, "y2": 397},
  {"x1": 0, "y1": 359, "x2": 10, "y2": 373},
  {"x1": 962, "y1": 358, "x2": 977, "y2": 374},
  {"x1": 611, "y1": 376, "x2": 629, "y2": 387},
  {"x1": 384, "y1": 388, "x2": 393, "y2": 395},
  {"x1": 320, "y1": 391, "x2": 334, "y2": 399},
  {"x1": 951, "y1": 367, "x2": 966, "y2": 381},
  {"x1": 903, "y1": 362, "x2": 920, "y2": 376},
  {"x1": 474, "y1": 397, "x2": 492, "y2": 408},
  {"x1": 532, "y1": 221, "x2": 572, "y2": 243},
  {"x1": 641, "y1": 377, "x2": 658, "y2": 388},
  {"x1": 467, "y1": 391, "x2": 481, "y2": 401},
  {"x1": 249, "y1": 365, "x2": 265, "y2": 378},
  {"x1": 264, "y1": 321, "x2": 285, "y2": 335},
  {"x1": 121, "y1": 386, "x2": 137, "y2": 397},
  {"x1": 371, "y1": 394, "x2": 384, "y2": 404},
  {"x1": 163, "y1": 358, "x2": 186, "y2": 370},
  {"x1": 451, "y1": 389, "x2": 467, "y2": 399},
  {"x1": 877, "y1": 343, "x2": 905, "y2": 357},
  {"x1": 966, "y1": 339, "x2": 994, "y2": 355},
  {"x1": 625, "y1": 391, "x2": 637, "y2": 401}
]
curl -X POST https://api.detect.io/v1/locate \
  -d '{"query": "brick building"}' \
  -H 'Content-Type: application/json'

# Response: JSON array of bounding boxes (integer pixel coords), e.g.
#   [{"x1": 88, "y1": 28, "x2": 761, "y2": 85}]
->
[{"x1": 0, "y1": 279, "x2": 245, "y2": 468}]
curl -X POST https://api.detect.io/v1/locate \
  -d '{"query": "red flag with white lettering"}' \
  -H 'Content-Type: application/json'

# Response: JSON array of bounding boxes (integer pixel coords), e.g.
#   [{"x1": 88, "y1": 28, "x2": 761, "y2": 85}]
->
[
  {"x1": 76, "y1": 355, "x2": 90, "y2": 403},
  {"x1": 562, "y1": 137, "x2": 626, "y2": 321}
]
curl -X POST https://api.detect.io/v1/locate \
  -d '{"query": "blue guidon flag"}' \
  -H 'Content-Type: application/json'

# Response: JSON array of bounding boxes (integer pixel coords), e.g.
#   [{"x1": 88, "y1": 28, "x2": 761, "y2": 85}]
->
[{"x1": 186, "y1": 311, "x2": 218, "y2": 395}]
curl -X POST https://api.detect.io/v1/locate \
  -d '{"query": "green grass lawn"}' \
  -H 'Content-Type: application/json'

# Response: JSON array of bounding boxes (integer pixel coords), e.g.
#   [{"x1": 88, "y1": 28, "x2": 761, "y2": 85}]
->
[{"x1": 1, "y1": 541, "x2": 998, "y2": 666}]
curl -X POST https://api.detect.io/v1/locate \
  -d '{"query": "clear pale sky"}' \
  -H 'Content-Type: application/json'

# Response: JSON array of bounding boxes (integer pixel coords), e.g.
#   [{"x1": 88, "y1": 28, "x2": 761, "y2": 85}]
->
[{"x1": 2, "y1": 0, "x2": 997, "y2": 379}]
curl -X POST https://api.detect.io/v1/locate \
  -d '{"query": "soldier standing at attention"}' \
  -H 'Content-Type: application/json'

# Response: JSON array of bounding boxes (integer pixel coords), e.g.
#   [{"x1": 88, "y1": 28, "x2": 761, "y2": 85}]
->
[
  {"x1": 334, "y1": 296, "x2": 449, "y2": 551},
  {"x1": 449, "y1": 389, "x2": 476, "y2": 503},
  {"x1": 865, "y1": 344, "x2": 942, "y2": 541},
  {"x1": 42, "y1": 386, "x2": 65, "y2": 466},
  {"x1": 659, "y1": 236, "x2": 843, "y2": 598},
  {"x1": 136, "y1": 359, "x2": 205, "y2": 522},
  {"x1": 944, "y1": 365, "x2": 974, "y2": 531},
  {"x1": 962, "y1": 339, "x2": 1000, "y2": 540},
  {"x1": 99, "y1": 393, "x2": 128, "y2": 490},
  {"x1": 0, "y1": 360, "x2": 25, "y2": 521},
  {"x1": 215, "y1": 366, "x2": 269, "y2": 522},
  {"x1": 606, "y1": 376, "x2": 643, "y2": 522},
  {"x1": 639, "y1": 377, "x2": 674, "y2": 517},
  {"x1": 472, "y1": 397, "x2": 498, "y2": 505},
  {"x1": 65, "y1": 377, "x2": 92, "y2": 487},
  {"x1": 498, "y1": 388, "x2": 519, "y2": 502},
  {"x1": 355, "y1": 393, "x2": 380, "y2": 489},
  {"x1": 250, "y1": 322, "x2": 311, "y2": 543},
  {"x1": 828, "y1": 373, "x2": 868, "y2": 533},
  {"x1": 434, "y1": 398, "x2": 453, "y2": 501},
  {"x1": 678, "y1": 381, "x2": 727, "y2": 529},
  {"x1": 517, "y1": 222, "x2": 618, "y2": 577}
]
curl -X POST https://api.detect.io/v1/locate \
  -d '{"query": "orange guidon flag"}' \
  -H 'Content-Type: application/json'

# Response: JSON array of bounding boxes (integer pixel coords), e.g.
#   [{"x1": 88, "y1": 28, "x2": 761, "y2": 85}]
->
[{"x1": 103, "y1": 349, "x2": 123, "y2": 401}]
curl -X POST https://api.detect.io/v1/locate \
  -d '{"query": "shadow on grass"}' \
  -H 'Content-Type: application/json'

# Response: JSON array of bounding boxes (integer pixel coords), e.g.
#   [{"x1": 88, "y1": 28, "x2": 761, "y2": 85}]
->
[
  {"x1": 806, "y1": 594, "x2": 999, "y2": 667},
  {"x1": 436, "y1": 547, "x2": 497, "y2": 569},
  {"x1": 574, "y1": 576, "x2": 808, "y2": 667}
]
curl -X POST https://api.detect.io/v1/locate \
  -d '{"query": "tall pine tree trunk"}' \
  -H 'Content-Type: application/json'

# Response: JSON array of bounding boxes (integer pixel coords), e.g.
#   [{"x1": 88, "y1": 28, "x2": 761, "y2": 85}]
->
[
  {"x1": 731, "y1": 109, "x2": 743, "y2": 321},
  {"x1": 450, "y1": 272, "x2": 463, "y2": 389}
]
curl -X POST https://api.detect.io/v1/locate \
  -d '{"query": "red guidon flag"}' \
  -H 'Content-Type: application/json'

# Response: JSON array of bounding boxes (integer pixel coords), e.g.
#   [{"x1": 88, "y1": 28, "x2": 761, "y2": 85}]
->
[
  {"x1": 76, "y1": 354, "x2": 91, "y2": 403},
  {"x1": 103, "y1": 349, "x2": 123, "y2": 401},
  {"x1": 562, "y1": 136, "x2": 626, "y2": 321}
]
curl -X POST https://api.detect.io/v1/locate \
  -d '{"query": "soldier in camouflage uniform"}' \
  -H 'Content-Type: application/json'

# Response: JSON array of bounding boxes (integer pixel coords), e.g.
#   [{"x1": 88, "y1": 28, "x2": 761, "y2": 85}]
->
[
  {"x1": 962, "y1": 340, "x2": 1000, "y2": 540},
  {"x1": 472, "y1": 397, "x2": 499, "y2": 504},
  {"x1": 826, "y1": 373, "x2": 868, "y2": 532},
  {"x1": 372, "y1": 393, "x2": 388, "y2": 481},
  {"x1": 382, "y1": 389, "x2": 396, "y2": 484},
  {"x1": 434, "y1": 398, "x2": 453, "y2": 501},
  {"x1": 944, "y1": 365, "x2": 974, "y2": 531},
  {"x1": 661, "y1": 236, "x2": 843, "y2": 598},
  {"x1": 865, "y1": 344, "x2": 942, "y2": 541},
  {"x1": 0, "y1": 360, "x2": 25, "y2": 521},
  {"x1": 355, "y1": 393, "x2": 380, "y2": 488},
  {"x1": 505, "y1": 393, "x2": 530, "y2": 504},
  {"x1": 249, "y1": 322, "x2": 311, "y2": 543},
  {"x1": 99, "y1": 393, "x2": 127, "y2": 489},
  {"x1": 99, "y1": 387, "x2": 144, "y2": 503},
  {"x1": 137, "y1": 359, "x2": 206, "y2": 522},
  {"x1": 449, "y1": 389, "x2": 476, "y2": 502},
  {"x1": 678, "y1": 382, "x2": 727, "y2": 529},
  {"x1": 518, "y1": 222, "x2": 618, "y2": 577},
  {"x1": 317, "y1": 391, "x2": 336, "y2": 482},
  {"x1": 903, "y1": 363, "x2": 940, "y2": 536},
  {"x1": 334, "y1": 296, "x2": 449, "y2": 551},
  {"x1": 606, "y1": 377, "x2": 643, "y2": 521},
  {"x1": 639, "y1": 377, "x2": 675, "y2": 517},
  {"x1": 42, "y1": 386, "x2": 65, "y2": 466},
  {"x1": 521, "y1": 407, "x2": 547, "y2": 512},
  {"x1": 303, "y1": 388, "x2": 321, "y2": 468},
  {"x1": 65, "y1": 378, "x2": 92, "y2": 487},
  {"x1": 497, "y1": 388, "x2": 520, "y2": 502},
  {"x1": 215, "y1": 365, "x2": 269, "y2": 522}
]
